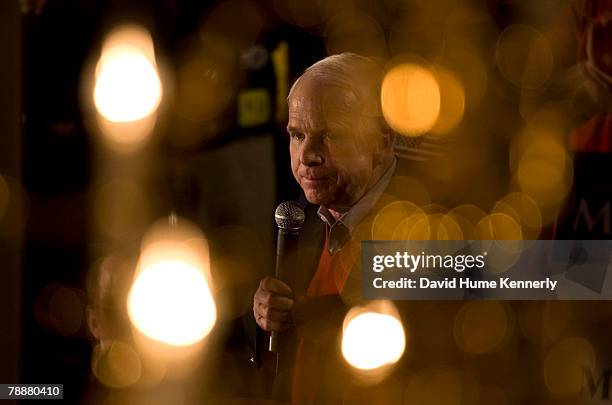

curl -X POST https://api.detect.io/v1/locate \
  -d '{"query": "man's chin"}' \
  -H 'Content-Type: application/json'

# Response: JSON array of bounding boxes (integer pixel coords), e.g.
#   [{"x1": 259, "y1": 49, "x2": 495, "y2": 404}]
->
[{"x1": 303, "y1": 189, "x2": 331, "y2": 206}]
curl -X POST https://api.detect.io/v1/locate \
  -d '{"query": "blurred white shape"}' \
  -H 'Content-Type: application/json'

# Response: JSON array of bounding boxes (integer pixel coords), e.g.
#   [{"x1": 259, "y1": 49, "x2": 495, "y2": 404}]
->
[
  {"x1": 342, "y1": 311, "x2": 406, "y2": 370},
  {"x1": 94, "y1": 44, "x2": 162, "y2": 122},
  {"x1": 128, "y1": 259, "x2": 216, "y2": 346}
]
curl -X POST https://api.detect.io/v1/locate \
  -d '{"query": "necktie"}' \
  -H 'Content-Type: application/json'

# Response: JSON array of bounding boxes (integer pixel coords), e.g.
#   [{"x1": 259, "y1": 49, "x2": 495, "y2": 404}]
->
[{"x1": 328, "y1": 221, "x2": 350, "y2": 255}]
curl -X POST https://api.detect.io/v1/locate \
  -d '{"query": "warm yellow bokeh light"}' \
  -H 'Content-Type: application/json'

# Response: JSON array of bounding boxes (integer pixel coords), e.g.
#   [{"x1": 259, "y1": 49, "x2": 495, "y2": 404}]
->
[
  {"x1": 454, "y1": 301, "x2": 510, "y2": 354},
  {"x1": 431, "y1": 66, "x2": 465, "y2": 135},
  {"x1": 448, "y1": 204, "x2": 487, "y2": 240},
  {"x1": 386, "y1": 176, "x2": 431, "y2": 207},
  {"x1": 438, "y1": 213, "x2": 464, "y2": 240},
  {"x1": 510, "y1": 120, "x2": 572, "y2": 220},
  {"x1": 381, "y1": 63, "x2": 440, "y2": 136},
  {"x1": 342, "y1": 312, "x2": 406, "y2": 370},
  {"x1": 392, "y1": 212, "x2": 430, "y2": 241},
  {"x1": 493, "y1": 192, "x2": 542, "y2": 240},
  {"x1": 476, "y1": 213, "x2": 523, "y2": 241},
  {"x1": 543, "y1": 337, "x2": 595, "y2": 396},
  {"x1": 412, "y1": 214, "x2": 437, "y2": 241},
  {"x1": 94, "y1": 26, "x2": 162, "y2": 123},
  {"x1": 91, "y1": 341, "x2": 142, "y2": 388},
  {"x1": 128, "y1": 260, "x2": 217, "y2": 347},
  {"x1": 496, "y1": 24, "x2": 554, "y2": 89},
  {"x1": 475, "y1": 214, "x2": 523, "y2": 273},
  {"x1": 372, "y1": 201, "x2": 422, "y2": 240},
  {"x1": 517, "y1": 156, "x2": 572, "y2": 209},
  {"x1": 441, "y1": 44, "x2": 488, "y2": 109}
]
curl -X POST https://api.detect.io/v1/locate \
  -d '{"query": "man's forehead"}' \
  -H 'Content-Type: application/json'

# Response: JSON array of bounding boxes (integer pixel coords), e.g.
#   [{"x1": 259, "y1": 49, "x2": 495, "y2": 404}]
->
[
  {"x1": 288, "y1": 93, "x2": 322, "y2": 117},
  {"x1": 288, "y1": 80, "x2": 361, "y2": 130}
]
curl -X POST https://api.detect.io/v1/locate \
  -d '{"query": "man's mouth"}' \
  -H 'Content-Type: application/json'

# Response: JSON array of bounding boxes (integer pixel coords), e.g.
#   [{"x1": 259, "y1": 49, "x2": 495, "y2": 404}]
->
[{"x1": 301, "y1": 176, "x2": 329, "y2": 185}]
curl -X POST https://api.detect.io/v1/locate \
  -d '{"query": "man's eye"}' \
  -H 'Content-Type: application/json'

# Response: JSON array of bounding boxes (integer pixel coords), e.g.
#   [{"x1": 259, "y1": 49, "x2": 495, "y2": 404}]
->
[{"x1": 289, "y1": 133, "x2": 305, "y2": 141}]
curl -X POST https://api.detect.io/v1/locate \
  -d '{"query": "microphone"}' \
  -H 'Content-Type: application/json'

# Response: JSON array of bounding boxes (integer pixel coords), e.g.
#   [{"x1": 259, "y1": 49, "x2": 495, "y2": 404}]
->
[{"x1": 269, "y1": 201, "x2": 305, "y2": 353}]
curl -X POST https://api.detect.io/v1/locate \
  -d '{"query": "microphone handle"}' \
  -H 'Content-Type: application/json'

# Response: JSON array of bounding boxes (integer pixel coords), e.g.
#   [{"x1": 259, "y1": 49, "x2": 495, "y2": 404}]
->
[{"x1": 269, "y1": 228, "x2": 299, "y2": 352}]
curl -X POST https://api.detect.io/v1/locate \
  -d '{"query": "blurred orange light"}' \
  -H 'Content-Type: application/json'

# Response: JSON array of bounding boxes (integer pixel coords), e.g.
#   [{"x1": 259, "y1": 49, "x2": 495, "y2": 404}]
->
[
  {"x1": 91, "y1": 341, "x2": 142, "y2": 388},
  {"x1": 454, "y1": 301, "x2": 510, "y2": 354},
  {"x1": 381, "y1": 63, "x2": 441, "y2": 137},
  {"x1": 431, "y1": 66, "x2": 465, "y2": 135},
  {"x1": 543, "y1": 337, "x2": 595, "y2": 396},
  {"x1": 495, "y1": 25, "x2": 554, "y2": 89},
  {"x1": 517, "y1": 146, "x2": 572, "y2": 209}
]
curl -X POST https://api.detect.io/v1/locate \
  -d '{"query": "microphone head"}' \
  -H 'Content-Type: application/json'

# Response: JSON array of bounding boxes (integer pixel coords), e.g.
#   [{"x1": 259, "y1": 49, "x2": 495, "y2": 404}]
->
[{"x1": 275, "y1": 201, "x2": 305, "y2": 230}]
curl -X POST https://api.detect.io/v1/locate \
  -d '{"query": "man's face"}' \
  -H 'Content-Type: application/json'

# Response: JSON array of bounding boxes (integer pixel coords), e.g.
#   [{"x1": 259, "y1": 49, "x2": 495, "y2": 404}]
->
[{"x1": 288, "y1": 76, "x2": 382, "y2": 210}]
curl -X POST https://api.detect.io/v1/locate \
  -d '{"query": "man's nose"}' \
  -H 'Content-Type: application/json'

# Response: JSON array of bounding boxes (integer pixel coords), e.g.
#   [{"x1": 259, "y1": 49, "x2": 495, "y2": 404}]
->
[{"x1": 300, "y1": 136, "x2": 324, "y2": 166}]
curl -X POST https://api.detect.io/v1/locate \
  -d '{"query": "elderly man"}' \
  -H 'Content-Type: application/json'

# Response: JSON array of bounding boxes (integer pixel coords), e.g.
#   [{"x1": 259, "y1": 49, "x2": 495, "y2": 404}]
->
[{"x1": 248, "y1": 53, "x2": 403, "y2": 403}]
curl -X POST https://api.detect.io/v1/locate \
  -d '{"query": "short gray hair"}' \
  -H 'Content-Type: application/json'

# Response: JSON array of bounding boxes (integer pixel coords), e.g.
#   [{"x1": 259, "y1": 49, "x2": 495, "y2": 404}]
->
[{"x1": 287, "y1": 53, "x2": 384, "y2": 120}]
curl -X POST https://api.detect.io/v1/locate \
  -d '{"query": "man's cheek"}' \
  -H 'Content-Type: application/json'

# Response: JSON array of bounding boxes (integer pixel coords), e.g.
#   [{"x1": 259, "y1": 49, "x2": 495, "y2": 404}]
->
[{"x1": 290, "y1": 162, "x2": 299, "y2": 181}]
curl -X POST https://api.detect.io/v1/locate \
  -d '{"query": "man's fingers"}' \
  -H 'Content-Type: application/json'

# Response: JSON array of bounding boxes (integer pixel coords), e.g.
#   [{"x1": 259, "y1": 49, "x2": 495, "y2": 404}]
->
[
  {"x1": 255, "y1": 289, "x2": 294, "y2": 311},
  {"x1": 260, "y1": 276, "x2": 292, "y2": 296},
  {"x1": 259, "y1": 318, "x2": 291, "y2": 332},
  {"x1": 254, "y1": 303, "x2": 290, "y2": 332},
  {"x1": 258, "y1": 305, "x2": 291, "y2": 322},
  {"x1": 265, "y1": 295, "x2": 294, "y2": 311},
  {"x1": 252, "y1": 276, "x2": 294, "y2": 332}
]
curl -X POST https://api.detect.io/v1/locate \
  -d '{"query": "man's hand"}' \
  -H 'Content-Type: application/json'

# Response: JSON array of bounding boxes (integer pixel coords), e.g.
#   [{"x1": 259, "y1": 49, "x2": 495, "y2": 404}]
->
[{"x1": 253, "y1": 276, "x2": 294, "y2": 332}]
